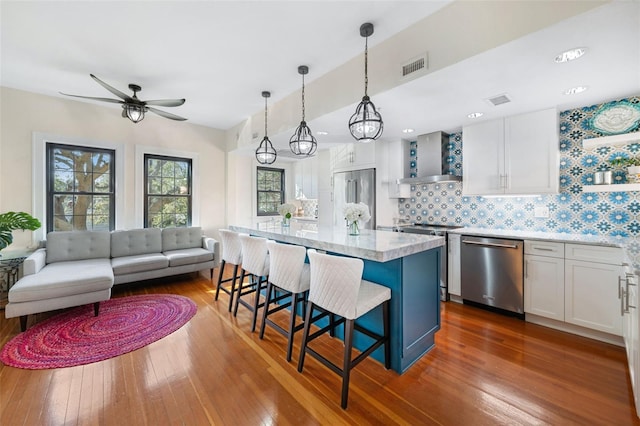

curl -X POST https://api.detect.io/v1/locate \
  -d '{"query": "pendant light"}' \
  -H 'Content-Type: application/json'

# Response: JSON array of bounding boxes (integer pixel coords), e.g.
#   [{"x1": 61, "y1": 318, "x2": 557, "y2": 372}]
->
[
  {"x1": 255, "y1": 91, "x2": 277, "y2": 165},
  {"x1": 348, "y1": 22, "x2": 383, "y2": 143},
  {"x1": 289, "y1": 65, "x2": 317, "y2": 156}
]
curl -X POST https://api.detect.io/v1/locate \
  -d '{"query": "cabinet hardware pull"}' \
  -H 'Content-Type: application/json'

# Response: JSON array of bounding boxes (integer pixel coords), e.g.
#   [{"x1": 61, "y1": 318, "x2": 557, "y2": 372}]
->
[
  {"x1": 619, "y1": 276, "x2": 625, "y2": 299},
  {"x1": 621, "y1": 287, "x2": 627, "y2": 316},
  {"x1": 534, "y1": 247, "x2": 554, "y2": 251},
  {"x1": 462, "y1": 240, "x2": 518, "y2": 249}
]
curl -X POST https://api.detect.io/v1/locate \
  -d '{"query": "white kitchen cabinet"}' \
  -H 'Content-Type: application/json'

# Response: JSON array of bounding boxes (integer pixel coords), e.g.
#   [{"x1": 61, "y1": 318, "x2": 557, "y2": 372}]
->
[
  {"x1": 524, "y1": 240, "x2": 565, "y2": 321},
  {"x1": 331, "y1": 142, "x2": 376, "y2": 172},
  {"x1": 621, "y1": 267, "x2": 639, "y2": 417},
  {"x1": 447, "y1": 233, "x2": 461, "y2": 297},
  {"x1": 387, "y1": 139, "x2": 410, "y2": 198},
  {"x1": 293, "y1": 156, "x2": 318, "y2": 200},
  {"x1": 462, "y1": 108, "x2": 559, "y2": 196},
  {"x1": 565, "y1": 244, "x2": 623, "y2": 336}
]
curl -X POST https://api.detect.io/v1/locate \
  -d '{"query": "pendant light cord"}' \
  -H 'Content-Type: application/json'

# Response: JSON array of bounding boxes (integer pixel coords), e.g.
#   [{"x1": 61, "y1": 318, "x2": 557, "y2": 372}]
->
[
  {"x1": 264, "y1": 96, "x2": 268, "y2": 137},
  {"x1": 301, "y1": 73, "x2": 306, "y2": 122},
  {"x1": 364, "y1": 35, "x2": 369, "y2": 97}
]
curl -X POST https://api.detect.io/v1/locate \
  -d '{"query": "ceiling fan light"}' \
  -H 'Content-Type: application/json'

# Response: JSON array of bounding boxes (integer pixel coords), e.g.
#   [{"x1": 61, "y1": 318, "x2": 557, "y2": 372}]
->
[
  {"x1": 349, "y1": 95, "x2": 383, "y2": 143},
  {"x1": 289, "y1": 121, "x2": 317, "y2": 156},
  {"x1": 125, "y1": 104, "x2": 145, "y2": 123}
]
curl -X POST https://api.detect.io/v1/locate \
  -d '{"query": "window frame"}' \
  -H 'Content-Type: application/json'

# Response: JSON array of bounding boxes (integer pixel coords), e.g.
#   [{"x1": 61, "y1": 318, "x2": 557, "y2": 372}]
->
[
  {"x1": 256, "y1": 166, "x2": 285, "y2": 216},
  {"x1": 143, "y1": 153, "x2": 193, "y2": 228},
  {"x1": 46, "y1": 142, "x2": 116, "y2": 232}
]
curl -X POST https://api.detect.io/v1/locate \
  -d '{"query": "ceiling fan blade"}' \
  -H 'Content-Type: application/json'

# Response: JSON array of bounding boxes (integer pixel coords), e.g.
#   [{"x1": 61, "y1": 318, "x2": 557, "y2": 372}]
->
[
  {"x1": 90, "y1": 74, "x2": 133, "y2": 102},
  {"x1": 143, "y1": 99, "x2": 186, "y2": 107},
  {"x1": 59, "y1": 92, "x2": 124, "y2": 104},
  {"x1": 147, "y1": 106, "x2": 187, "y2": 121}
]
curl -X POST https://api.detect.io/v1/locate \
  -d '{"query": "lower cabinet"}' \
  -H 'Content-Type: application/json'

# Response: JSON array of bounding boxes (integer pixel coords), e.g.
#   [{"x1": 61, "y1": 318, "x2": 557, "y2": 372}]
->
[
  {"x1": 565, "y1": 250, "x2": 623, "y2": 336},
  {"x1": 622, "y1": 268, "x2": 640, "y2": 417},
  {"x1": 524, "y1": 253, "x2": 565, "y2": 321}
]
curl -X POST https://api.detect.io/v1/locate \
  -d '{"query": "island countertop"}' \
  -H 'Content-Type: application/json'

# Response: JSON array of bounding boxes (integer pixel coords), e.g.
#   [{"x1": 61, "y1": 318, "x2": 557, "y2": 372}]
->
[{"x1": 229, "y1": 222, "x2": 444, "y2": 262}]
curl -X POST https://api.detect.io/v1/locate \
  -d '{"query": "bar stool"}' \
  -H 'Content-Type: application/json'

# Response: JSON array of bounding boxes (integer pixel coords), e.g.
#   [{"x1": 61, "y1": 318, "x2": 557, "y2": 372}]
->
[
  {"x1": 215, "y1": 229, "x2": 244, "y2": 311},
  {"x1": 235, "y1": 234, "x2": 270, "y2": 332},
  {"x1": 298, "y1": 249, "x2": 391, "y2": 409},
  {"x1": 259, "y1": 240, "x2": 310, "y2": 362}
]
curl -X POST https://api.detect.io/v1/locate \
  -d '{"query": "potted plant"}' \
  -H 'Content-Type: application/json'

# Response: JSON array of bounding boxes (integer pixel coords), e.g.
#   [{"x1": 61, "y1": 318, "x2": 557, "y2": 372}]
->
[
  {"x1": 0, "y1": 211, "x2": 41, "y2": 253},
  {"x1": 609, "y1": 156, "x2": 640, "y2": 183}
]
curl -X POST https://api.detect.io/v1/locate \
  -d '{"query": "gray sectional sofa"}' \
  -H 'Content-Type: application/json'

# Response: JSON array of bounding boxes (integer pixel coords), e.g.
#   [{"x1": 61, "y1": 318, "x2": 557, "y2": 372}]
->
[{"x1": 5, "y1": 227, "x2": 219, "y2": 330}]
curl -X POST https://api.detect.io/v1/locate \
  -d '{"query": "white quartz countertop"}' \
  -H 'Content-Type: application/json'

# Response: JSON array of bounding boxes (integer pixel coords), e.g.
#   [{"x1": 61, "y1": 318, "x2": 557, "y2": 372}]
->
[
  {"x1": 229, "y1": 222, "x2": 444, "y2": 262},
  {"x1": 449, "y1": 227, "x2": 625, "y2": 248}
]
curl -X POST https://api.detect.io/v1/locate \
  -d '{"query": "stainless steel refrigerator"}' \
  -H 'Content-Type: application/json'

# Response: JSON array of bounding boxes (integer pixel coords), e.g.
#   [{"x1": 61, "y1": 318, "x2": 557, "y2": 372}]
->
[{"x1": 333, "y1": 168, "x2": 376, "y2": 230}]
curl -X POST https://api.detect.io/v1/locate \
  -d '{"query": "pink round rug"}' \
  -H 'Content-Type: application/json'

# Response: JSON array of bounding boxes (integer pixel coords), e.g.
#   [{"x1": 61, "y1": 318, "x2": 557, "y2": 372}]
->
[{"x1": 1, "y1": 294, "x2": 197, "y2": 369}]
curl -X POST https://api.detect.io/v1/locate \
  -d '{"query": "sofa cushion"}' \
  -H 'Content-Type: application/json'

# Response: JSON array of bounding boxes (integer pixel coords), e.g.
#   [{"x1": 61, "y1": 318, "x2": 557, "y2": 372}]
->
[
  {"x1": 111, "y1": 228, "x2": 162, "y2": 258},
  {"x1": 162, "y1": 227, "x2": 202, "y2": 251},
  {"x1": 163, "y1": 248, "x2": 214, "y2": 267},
  {"x1": 46, "y1": 231, "x2": 111, "y2": 264},
  {"x1": 9, "y1": 259, "x2": 114, "y2": 303},
  {"x1": 111, "y1": 253, "x2": 169, "y2": 275}
]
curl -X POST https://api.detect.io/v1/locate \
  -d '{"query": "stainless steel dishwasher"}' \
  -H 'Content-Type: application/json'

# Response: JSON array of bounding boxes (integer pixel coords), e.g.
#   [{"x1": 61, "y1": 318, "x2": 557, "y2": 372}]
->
[{"x1": 460, "y1": 235, "x2": 524, "y2": 317}]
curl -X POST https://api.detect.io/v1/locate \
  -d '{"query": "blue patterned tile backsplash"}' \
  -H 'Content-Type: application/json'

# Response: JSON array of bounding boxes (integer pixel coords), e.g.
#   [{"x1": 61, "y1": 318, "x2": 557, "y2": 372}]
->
[{"x1": 398, "y1": 96, "x2": 640, "y2": 237}]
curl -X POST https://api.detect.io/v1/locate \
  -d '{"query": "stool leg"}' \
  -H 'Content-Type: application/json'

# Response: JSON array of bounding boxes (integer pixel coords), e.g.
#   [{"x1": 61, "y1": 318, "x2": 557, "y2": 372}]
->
[
  {"x1": 341, "y1": 319, "x2": 355, "y2": 409},
  {"x1": 329, "y1": 313, "x2": 336, "y2": 338},
  {"x1": 234, "y1": 268, "x2": 247, "y2": 316},
  {"x1": 215, "y1": 260, "x2": 226, "y2": 301},
  {"x1": 250, "y1": 276, "x2": 266, "y2": 332},
  {"x1": 297, "y1": 300, "x2": 314, "y2": 373},
  {"x1": 286, "y1": 292, "x2": 299, "y2": 362},
  {"x1": 228, "y1": 264, "x2": 239, "y2": 312},
  {"x1": 259, "y1": 281, "x2": 273, "y2": 339},
  {"x1": 383, "y1": 300, "x2": 391, "y2": 370}
]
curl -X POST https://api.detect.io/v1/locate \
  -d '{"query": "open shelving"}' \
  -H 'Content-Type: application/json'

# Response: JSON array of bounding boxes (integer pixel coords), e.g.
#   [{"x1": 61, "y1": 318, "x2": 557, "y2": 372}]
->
[{"x1": 582, "y1": 132, "x2": 640, "y2": 149}]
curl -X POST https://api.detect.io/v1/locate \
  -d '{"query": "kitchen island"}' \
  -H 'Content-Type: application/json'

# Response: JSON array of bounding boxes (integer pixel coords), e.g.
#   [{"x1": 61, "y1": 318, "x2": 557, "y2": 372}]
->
[{"x1": 229, "y1": 221, "x2": 444, "y2": 373}]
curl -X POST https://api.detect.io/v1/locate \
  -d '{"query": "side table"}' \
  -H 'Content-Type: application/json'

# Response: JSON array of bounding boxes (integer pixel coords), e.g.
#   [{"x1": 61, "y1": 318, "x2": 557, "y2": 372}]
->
[{"x1": 0, "y1": 249, "x2": 33, "y2": 310}]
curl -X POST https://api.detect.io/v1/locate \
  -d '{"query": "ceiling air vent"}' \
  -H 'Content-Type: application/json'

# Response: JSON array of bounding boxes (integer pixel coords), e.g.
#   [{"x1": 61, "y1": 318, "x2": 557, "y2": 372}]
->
[
  {"x1": 401, "y1": 53, "x2": 428, "y2": 80},
  {"x1": 486, "y1": 93, "x2": 512, "y2": 106}
]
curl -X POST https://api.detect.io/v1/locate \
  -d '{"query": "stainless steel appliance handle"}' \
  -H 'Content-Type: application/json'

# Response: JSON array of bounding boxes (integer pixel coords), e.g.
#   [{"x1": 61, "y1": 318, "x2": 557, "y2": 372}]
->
[{"x1": 462, "y1": 240, "x2": 519, "y2": 249}]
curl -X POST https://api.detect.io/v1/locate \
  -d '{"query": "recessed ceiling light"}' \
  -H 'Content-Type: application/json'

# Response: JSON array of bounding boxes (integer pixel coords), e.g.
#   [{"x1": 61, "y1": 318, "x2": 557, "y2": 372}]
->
[
  {"x1": 317, "y1": 131, "x2": 329, "y2": 135},
  {"x1": 563, "y1": 86, "x2": 589, "y2": 95},
  {"x1": 402, "y1": 128, "x2": 415, "y2": 133},
  {"x1": 467, "y1": 112, "x2": 484, "y2": 119},
  {"x1": 554, "y1": 47, "x2": 587, "y2": 63}
]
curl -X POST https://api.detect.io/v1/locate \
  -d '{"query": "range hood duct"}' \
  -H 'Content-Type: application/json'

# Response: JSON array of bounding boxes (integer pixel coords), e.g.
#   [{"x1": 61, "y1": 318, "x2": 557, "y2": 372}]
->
[{"x1": 398, "y1": 131, "x2": 462, "y2": 184}]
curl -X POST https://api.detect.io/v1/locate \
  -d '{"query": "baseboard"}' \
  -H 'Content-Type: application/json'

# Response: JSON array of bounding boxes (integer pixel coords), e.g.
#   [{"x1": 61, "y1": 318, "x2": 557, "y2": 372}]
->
[{"x1": 525, "y1": 313, "x2": 624, "y2": 347}]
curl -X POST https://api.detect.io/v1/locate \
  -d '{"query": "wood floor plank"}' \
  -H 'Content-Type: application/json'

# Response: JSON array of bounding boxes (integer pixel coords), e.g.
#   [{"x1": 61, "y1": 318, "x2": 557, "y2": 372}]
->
[{"x1": 1, "y1": 271, "x2": 639, "y2": 425}]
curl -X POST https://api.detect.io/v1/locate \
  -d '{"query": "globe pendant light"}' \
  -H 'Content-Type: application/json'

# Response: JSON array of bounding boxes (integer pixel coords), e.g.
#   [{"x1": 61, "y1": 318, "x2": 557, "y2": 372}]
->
[
  {"x1": 289, "y1": 65, "x2": 317, "y2": 156},
  {"x1": 255, "y1": 91, "x2": 277, "y2": 165},
  {"x1": 348, "y1": 22, "x2": 383, "y2": 144}
]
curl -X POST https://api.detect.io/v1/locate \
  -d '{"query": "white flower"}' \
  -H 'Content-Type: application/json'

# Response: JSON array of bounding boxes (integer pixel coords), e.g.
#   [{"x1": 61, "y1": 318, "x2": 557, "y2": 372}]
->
[
  {"x1": 343, "y1": 202, "x2": 371, "y2": 223},
  {"x1": 277, "y1": 203, "x2": 297, "y2": 218}
]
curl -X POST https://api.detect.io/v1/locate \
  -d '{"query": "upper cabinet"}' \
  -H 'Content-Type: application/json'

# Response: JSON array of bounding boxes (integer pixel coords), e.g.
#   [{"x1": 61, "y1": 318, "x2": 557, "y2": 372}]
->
[
  {"x1": 463, "y1": 108, "x2": 559, "y2": 196},
  {"x1": 331, "y1": 142, "x2": 376, "y2": 172},
  {"x1": 293, "y1": 156, "x2": 318, "y2": 200},
  {"x1": 386, "y1": 139, "x2": 410, "y2": 198}
]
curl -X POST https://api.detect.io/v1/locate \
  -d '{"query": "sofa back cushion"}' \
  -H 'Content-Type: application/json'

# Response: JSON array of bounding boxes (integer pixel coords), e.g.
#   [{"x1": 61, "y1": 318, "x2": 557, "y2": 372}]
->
[
  {"x1": 111, "y1": 228, "x2": 162, "y2": 258},
  {"x1": 162, "y1": 227, "x2": 202, "y2": 252},
  {"x1": 46, "y1": 231, "x2": 111, "y2": 264}
]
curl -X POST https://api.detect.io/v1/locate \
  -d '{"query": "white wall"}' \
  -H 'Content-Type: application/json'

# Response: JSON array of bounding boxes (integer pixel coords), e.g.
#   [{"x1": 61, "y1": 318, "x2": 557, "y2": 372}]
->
[{"x1": 0, "y1": 87, "x2": 227, "y2": 248}]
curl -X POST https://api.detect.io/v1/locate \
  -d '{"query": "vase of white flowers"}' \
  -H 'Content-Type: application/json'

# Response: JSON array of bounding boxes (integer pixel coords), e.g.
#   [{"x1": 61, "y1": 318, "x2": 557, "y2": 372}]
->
[
  {"x1": 277, "y1": 203, "x2": 297, "y2": 227},
  {"x1": 343, "y1": 202, "x2": 371, "y2": 236}
]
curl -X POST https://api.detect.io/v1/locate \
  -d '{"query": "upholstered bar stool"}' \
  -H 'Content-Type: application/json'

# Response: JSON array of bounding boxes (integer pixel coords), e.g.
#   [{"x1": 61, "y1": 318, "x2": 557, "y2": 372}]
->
[
  {"x1": 215, "y1": 229, "x2": 244, "y2": 311},
  {"x1": 298, "y1": 249, "x2": 391, "y2": 409},
  {"x1": 259, "y1": 240, "x2": 310, "y2": 362},
  {"x1": 235, "y1": 234, "x2": 270, "y2": 332}
]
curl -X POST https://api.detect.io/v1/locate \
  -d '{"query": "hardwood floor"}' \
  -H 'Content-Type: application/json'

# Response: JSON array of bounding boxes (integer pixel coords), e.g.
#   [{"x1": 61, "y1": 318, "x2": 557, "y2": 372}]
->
[{"x1": 1, "y1": 271, "x2": 639, "y2": 425}]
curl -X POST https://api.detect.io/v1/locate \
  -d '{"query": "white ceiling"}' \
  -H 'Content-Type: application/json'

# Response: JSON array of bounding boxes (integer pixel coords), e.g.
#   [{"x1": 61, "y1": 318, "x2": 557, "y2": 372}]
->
[{"x1": 2, "y1": 1, "x2": 640, "y2": 154}]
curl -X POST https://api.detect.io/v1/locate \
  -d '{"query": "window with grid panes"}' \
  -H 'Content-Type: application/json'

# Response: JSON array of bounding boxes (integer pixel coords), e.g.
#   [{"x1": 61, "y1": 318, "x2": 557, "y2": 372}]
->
[
  {"x1": 257, "y1": 167, "x2": 285, "y2": 216},
  {"x1": 144, "y1": 154, "x2": 192, "y2": 228},
  {"x1": 46, "y1": 143, "x2": 115, "y2": 232}
]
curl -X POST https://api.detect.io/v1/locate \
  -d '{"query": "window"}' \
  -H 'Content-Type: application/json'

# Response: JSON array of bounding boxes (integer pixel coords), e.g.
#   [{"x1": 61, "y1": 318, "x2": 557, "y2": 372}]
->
[
  {"x1": 144, "y1": 154, "x2": 192, "y2": 228},
  {"x1": 46, "y1": 143, "x2": 115, "y2": 232},
  {"x1": 257, "y1": 167, "x2": 285, "y2": 216}
]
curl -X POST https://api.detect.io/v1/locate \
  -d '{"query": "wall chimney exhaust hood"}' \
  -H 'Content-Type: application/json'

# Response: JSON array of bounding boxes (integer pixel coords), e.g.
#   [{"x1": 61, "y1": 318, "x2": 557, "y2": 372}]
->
[{"x1": 398, "y1": 131, "x2": 462, "y2": 184}]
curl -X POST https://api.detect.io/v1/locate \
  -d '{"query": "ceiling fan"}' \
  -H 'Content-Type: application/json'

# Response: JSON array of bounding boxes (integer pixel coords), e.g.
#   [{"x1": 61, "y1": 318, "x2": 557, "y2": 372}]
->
[{"x1": 60, "y1": 74, "x2": 187, "y2": 123}]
